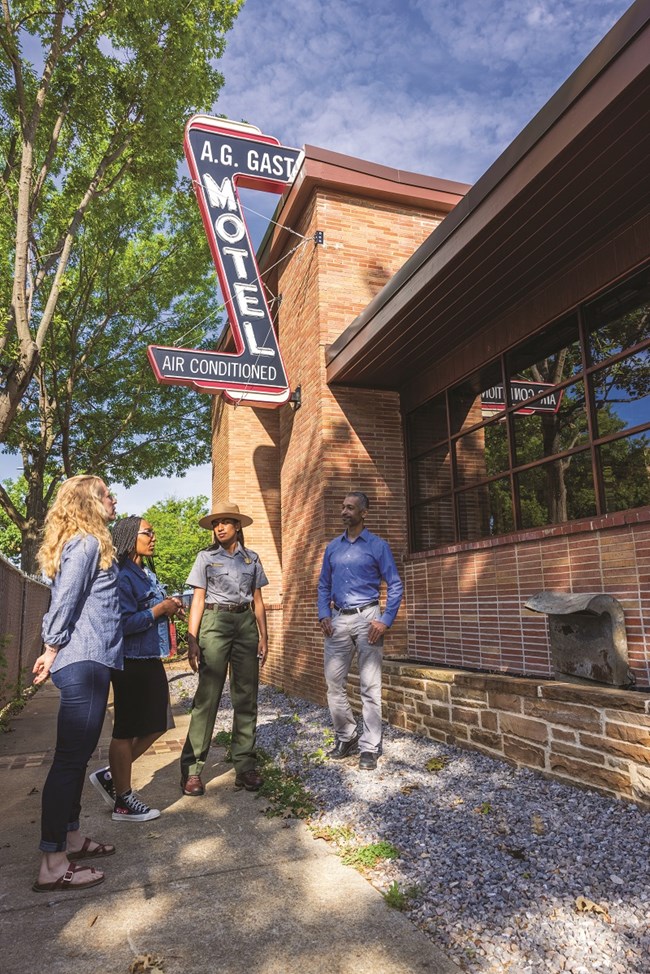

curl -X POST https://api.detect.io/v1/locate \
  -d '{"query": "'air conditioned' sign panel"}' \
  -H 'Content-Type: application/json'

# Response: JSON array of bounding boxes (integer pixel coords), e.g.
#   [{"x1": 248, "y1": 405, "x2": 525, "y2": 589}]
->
[{"x1": 148, "y1": 116, "x2": 303, "y2": 407}]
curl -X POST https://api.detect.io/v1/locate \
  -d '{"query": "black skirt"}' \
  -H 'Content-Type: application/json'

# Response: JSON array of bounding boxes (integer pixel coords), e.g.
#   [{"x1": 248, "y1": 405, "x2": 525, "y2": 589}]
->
[{"x1": 111, "y1": 657, "x2": 169, "y2": 739}]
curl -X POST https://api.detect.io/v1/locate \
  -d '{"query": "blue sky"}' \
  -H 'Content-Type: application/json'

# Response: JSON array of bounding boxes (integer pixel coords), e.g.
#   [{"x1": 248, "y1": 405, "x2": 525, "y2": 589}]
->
[{"x1": 1, "y1": 0, "x2": 633, "y2": 515}]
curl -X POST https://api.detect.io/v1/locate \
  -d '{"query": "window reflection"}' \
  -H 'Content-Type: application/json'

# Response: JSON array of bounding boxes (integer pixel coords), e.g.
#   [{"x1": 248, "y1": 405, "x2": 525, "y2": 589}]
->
[
  {"x1": 592, "y1": 349, "x2": 650, "y2": 436},
  {"x1": 517, "y1": 452, "x2": 596, "y2": 528},
  {"x1": 513, "y1": 381, "x2": 588, "y2": 465},
  {"x1": 458, "y1": 478, "x2": 514, "y2": 542},
  {"x1": 411, "y1": 498, "x2": 455, "y2": 550},
  {"x1": 507, "y1": 316, "x2": 581, "y2": 386},
  {"x1": 599, "y1": 433, "x2": 650, "y2": 514},
  {"x1": 407, "y1": 394, "x2": 447, "y2": 456},
  {"x1": 410, "y1": 444, "x2": 451, "y2": 499},
  {"x1": 406, "y1": 268, "x2": 650, "y2": 552},
  {"x1": 455, "y1": 419, "x2": 508, "y2": 486},
  {"x1": 586, "y1": 267, "x2": 650, "y2": 365},
  {"x1": 451, "y1": 362, "x2": 504, "y2": 434}
]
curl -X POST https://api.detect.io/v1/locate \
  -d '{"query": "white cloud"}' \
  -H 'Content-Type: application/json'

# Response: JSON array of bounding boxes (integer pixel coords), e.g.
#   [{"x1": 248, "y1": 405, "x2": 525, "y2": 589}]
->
[{"x1": 214, "y1": 0, "x2": 631, "y2": 182}]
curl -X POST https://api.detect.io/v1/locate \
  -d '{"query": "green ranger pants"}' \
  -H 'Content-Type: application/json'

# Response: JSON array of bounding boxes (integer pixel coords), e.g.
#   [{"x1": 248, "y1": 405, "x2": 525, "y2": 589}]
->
[{"x1": 180, "y1": 608, "x2": 260, "y2": 778}]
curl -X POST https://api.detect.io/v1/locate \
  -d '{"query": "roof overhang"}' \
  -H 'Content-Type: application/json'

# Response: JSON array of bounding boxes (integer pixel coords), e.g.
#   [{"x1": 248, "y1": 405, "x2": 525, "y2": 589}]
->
[
  {"x1": 258, "y1": 145, "x2": 470, "y2": 278},
  {"x1": 325, "y1": 0, "x2": 650, "y2": 391}
]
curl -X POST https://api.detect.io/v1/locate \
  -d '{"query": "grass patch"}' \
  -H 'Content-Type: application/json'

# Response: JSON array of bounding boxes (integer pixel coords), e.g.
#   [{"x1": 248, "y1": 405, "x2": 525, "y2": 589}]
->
[
  {"x1": 341, "y1": 840, "x2": 400, "y2": 870},
  {"x1": 257, "y1": 749, "x2": 316, "y2": 819},
  {"x1": 309, "y1": 824, "x2": 356, "y2": 846}
]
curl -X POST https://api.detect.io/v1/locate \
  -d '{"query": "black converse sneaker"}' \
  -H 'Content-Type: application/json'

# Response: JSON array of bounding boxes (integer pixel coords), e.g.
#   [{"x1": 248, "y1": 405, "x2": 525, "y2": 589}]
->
[
  {"x1": 89, "y1": 767, "x2": 116, "y2": 808},
  {"x1": 112, "y1": 790, "x2": 160, "y2": 823}
]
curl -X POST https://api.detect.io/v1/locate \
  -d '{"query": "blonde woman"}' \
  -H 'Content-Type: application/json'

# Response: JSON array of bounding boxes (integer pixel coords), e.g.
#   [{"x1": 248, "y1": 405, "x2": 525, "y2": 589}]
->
[{"x1": 32, "y1": 475, "x2": 123, "y2": 892}]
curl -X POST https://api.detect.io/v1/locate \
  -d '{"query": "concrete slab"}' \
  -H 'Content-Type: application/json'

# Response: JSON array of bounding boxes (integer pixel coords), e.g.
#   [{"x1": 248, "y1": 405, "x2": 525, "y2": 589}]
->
[{"x1": 0, "y1": 681, "x2": 460, "y2": 974}]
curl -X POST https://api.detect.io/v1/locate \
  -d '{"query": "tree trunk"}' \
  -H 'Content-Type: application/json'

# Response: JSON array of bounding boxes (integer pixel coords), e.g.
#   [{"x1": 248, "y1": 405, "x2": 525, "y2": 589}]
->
[
  {"x1": 20, "y1": 527, "x2": 42, "y2": 576},
  {"x1": 19, "y1": 484, "x2": 49, "y2": 575}
]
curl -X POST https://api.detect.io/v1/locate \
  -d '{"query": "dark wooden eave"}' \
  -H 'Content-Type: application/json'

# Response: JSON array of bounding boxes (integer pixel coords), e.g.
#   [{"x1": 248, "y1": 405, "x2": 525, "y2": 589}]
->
[
  {"x1": 257, "y1": 145, "x2": 470, "y2": 285},
  {"x1": 325, "y1": 0, "x2": 650, "y2": 393}
]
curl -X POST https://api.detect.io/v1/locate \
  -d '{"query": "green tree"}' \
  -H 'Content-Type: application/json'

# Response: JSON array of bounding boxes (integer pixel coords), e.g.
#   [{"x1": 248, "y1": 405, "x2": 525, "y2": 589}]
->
[
  {"x1": 142, "y1": 494, "x2": 209, "y2": 594},
  {"x1": 0, "y1": 475, "x2": 23, "y2": 563},
  {"x1": 0, "y1": 0, "x2": 242, "y2": 570}
]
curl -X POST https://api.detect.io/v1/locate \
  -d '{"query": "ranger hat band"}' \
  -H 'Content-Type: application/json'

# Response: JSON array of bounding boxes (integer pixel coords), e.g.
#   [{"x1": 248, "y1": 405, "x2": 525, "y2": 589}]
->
[{"x1": 198, "y1": 502, "x2": 253, "y2": 531}]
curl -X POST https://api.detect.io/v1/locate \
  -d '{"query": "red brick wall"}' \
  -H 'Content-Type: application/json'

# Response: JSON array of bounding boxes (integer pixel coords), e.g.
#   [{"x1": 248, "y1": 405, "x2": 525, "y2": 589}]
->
[
  {"x1": 209, "y1": 176, "x2": 650, "y2": 705},
  {"x1": 212, "y1": 189, "x2": 446, "y2": 701},
  {"x1": 404, "y1": 509, "x2": 650, "y2": 689}
]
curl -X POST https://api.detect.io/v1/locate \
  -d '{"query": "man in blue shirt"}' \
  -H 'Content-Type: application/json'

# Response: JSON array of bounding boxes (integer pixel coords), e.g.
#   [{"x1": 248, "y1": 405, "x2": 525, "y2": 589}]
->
[{"x1": 317, "y1": 491, "x2": 403, "y2": 770}]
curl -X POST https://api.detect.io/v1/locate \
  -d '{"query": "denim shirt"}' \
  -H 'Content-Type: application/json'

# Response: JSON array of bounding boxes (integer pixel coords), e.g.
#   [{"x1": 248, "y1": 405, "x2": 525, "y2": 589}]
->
[
  {"x1": 42, "y1": 534, "x2": 123, "y2": 674},
  {"x1": 118, "y1": 559, "x2": 170, "y2": 659}
]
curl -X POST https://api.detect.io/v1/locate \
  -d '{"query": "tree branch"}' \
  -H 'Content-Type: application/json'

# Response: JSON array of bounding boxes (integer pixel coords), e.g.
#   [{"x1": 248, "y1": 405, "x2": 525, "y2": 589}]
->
[{"x1": 0, "y1": 479, "x2": 27, "y2": 532}]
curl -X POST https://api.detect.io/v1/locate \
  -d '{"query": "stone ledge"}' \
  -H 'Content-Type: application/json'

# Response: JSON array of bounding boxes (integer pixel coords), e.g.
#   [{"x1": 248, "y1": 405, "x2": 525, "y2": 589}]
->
[
  {"x1": 382, "y1": 660, "x2": 650, "y2": 714},
  {"x1": 374, "y1": 661, "x2": 650, "y2": 807}
]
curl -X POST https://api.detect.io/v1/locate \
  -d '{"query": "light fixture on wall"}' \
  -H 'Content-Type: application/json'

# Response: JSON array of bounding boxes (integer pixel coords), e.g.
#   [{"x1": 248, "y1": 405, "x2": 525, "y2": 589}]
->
[{"x1": 289, "y1": 386, "x2": 302, "y2": 411}]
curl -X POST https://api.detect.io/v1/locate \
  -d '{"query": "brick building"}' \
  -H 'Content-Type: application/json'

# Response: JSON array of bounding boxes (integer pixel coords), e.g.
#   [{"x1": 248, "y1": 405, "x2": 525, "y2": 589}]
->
[{"x1": 210, "y1": 2, "x2": 650, "y2": 804}]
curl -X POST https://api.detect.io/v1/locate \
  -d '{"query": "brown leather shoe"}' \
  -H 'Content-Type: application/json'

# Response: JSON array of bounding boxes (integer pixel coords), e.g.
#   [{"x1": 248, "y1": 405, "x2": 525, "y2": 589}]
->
[
  {"x1": 234, "y1": 769, "x2": 263, "y2": 792},
  {"x1": 180, "y1": 774, "x2": 205, "y2": 796}
]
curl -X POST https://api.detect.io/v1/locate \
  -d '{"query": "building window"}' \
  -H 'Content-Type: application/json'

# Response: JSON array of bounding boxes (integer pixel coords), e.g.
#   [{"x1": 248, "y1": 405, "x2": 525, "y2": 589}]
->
[{"x1": 407, "y1": 266, "x2": 650, "y2": 551}]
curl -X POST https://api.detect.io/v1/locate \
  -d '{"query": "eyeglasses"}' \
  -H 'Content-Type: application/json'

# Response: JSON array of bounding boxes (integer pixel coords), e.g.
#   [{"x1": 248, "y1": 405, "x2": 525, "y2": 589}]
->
[{"x1": 138, "y1": 530, "x2": 156, "y2": 538}]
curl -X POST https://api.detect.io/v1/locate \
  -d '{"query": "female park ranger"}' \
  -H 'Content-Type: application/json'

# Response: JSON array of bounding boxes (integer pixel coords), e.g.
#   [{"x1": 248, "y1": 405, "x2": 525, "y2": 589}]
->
[{"x1": 180, "y1": 502, "x2": 268, "y2": 796}]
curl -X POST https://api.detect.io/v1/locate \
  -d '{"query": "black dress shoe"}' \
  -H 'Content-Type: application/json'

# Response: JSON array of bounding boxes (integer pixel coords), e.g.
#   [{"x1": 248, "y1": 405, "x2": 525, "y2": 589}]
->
[
  {"x1": 359, "y1": 751, "x2": 378, "y2": 770},
  {"x1": 327, "y1": 734, "x2": 360, "y2": 759},
  {"x1": 235, "y1": 769, "x2": 263, "y2": 791}
]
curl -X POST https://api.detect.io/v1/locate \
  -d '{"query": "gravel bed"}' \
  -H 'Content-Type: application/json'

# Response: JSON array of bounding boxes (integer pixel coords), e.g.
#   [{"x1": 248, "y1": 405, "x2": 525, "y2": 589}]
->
[{"x1": 170, "y1": 673, "x2": 650, "y2": 974}]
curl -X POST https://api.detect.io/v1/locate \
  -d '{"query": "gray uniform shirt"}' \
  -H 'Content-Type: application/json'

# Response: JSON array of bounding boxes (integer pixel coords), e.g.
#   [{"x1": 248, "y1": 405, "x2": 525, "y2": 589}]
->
[{"x1": 186, "y1": 544, "x2": 268, "y2": 603}]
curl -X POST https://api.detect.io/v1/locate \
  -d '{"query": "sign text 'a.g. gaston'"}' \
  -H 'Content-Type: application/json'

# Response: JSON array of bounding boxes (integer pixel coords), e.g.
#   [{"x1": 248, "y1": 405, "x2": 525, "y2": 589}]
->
[{"x1": 148, "y1": 117, "x2": 303, "y2": 407}]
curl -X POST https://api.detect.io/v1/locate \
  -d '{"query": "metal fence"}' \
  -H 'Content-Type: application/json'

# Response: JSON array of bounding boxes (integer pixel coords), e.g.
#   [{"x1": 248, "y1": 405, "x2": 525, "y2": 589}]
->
[{"x1": 0, "y1": 553, "x2": 50, "y2": 707}]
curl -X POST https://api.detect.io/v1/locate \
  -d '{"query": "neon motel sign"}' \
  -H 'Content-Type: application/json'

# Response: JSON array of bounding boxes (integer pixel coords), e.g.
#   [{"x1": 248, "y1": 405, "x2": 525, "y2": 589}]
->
[{"x1": 147, "y1": 117, "x2": 303, "y2": 407}]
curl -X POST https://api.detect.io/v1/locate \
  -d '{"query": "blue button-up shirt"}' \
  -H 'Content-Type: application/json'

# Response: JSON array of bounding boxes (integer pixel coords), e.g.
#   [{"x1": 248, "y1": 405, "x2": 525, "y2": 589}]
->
[
  {"x1": 41, "y1": 534, "x2": 123, "y2": 674},
  {"x1": 317, "y1": 528, "x2": 403, "y2": 627}
]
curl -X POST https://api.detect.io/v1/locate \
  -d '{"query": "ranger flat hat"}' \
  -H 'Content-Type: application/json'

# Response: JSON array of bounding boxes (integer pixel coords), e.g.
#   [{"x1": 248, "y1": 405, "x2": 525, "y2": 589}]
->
[{"x1": 198, "y1": 502, "x2": 253, "y2": 531}]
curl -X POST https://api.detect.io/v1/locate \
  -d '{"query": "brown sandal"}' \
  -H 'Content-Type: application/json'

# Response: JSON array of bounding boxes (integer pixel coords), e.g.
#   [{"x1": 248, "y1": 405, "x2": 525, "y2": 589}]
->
[
  {"x1": 32, "y1": 861, "x2": 105, "y2": 892},
  {"x1": 67, "y1": 837, "x2": 116, "y2": 861}
]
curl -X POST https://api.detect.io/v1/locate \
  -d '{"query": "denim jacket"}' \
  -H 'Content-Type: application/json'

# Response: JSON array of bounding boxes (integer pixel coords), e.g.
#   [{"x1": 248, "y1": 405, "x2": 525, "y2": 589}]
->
[{"x1": 118, "y1": 560, "x2": 170, "y2": 659}]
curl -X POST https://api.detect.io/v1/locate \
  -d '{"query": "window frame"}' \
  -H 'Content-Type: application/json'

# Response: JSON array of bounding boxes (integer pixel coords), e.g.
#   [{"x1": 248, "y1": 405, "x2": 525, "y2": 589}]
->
[{"x1": 406, "y1": 267, "x2": 650, "y2": 552}]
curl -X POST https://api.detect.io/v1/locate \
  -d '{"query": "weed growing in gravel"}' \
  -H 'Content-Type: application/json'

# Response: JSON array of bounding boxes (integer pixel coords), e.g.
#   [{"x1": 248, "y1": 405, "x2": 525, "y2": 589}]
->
[
  {"x1": 306, "y1": 746, "x2": 328, "y2": 766},
  {"x1": 383, "y1": 881, "x2": 423, "y2": 910},
  {"x1": 257, "y1": 748, "x2": 316, "y2": 818},
  {"x1": 212, "y1": 729, "x2": 233, "y2": 761},
  {"x1": 341, "y1": 840, "x2": 400, "y2": 869},
  {"x1": 212, "y1": 730, "x2": 232, "y2": 746}
]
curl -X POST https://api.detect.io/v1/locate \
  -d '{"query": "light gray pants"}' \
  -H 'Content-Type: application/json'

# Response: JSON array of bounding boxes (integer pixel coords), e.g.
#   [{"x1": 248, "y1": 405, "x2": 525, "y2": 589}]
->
[{"x1": 324, "y1": 604, "x2": 383, "y2": 754}]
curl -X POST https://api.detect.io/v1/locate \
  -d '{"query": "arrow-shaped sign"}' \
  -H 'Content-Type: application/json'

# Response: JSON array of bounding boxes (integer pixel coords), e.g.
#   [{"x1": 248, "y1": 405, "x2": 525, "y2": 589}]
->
[{"x1": 148, "y1": 116, "x2": 303, "y2": 406}]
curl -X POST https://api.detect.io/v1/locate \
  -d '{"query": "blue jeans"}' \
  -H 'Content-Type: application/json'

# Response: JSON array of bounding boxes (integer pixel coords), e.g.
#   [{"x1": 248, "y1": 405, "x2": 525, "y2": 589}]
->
[{"x1": 40, "y1": 661, "x2": 111, "y2": 852}]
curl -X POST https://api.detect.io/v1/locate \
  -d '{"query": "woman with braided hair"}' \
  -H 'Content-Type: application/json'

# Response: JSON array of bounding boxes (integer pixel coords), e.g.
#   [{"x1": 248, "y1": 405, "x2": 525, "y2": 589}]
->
[{"x1": 89, "y1": 515, "x2": 184, "y2": 822}]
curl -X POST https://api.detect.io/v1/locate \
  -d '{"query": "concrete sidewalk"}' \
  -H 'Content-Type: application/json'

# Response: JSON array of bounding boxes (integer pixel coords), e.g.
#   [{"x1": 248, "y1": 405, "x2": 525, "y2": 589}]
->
[{"x1": 0, "y1": 674, "x2": 460, "y2": 974}]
